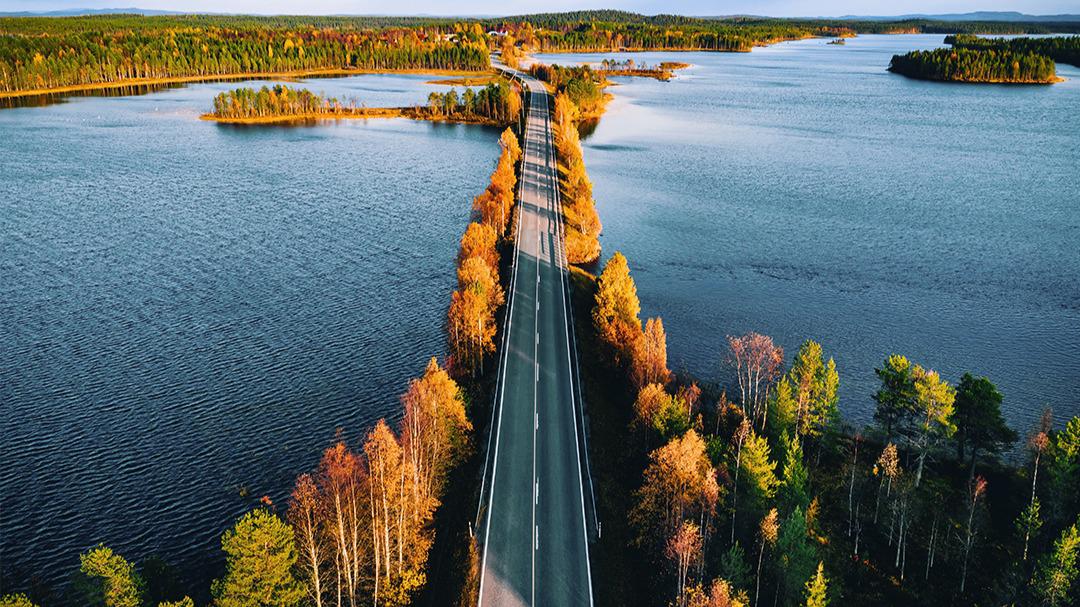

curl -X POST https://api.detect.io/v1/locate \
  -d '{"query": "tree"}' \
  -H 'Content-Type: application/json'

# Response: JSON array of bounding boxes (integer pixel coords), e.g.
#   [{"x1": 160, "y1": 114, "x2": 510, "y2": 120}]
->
[
  {"x1": 159, "y1": 600, "x2": 195, "y2": 607},
  {"x1": 287, "y1": 474, "x2": 327, "y2": 607},
  {"x1": 775, "y1": 508, "x2": 817, "y2": 607},
  {"x1": 718, "y1": 542, "x2": 752, "y2": 593},
  {"x1": 1033, "y1": 520, "x2": 1080, "y2": 607},
  {"x1": 79, "y1": 545, "x2": 144, "y2": 607},
  {"x1": 363, "y1": 420, "x2": 426, "y2": 607},
  {"x1": 768, "y1": 378, "x2": 797, "y2": 440},
  {"x1": 1017, "y1": 498, "x2": 1043, "y2": 564},
  {"x1": 803, "y1": 562, "x2": 828, "y2": 607},
  {"x1": 1046, "y1": 416, "x2": 1080, "y2": 525},
  {"x1": 1023, "y1": 409, "x2": 1054, "y2": 562},
  {"x1": 738, "y1": 429, "x2": 779, "y2": 511},
  {"x1": 499, "y1": 127, "x2": 521, "y2": 163},
  {"x1": 316, "y1": 442, "x2": 365, "y2": 606},
  {"x1": 458, "y1": 222, "x2": 499, "y2": 274},
  {"x1": 631, "y1": 317, "x2": 671, "y2": 389},
  {"x1": 212, "y1": 509, "x2": 304, "y2": 607},
  {"x1": 400, "y1": 357, "x2": 471, "y2": 511},
  {"x1": 779, "y1": 433, "x2": 810, "y2": 516},
  {"x1": 0, "y1": 595, "x2": 38, "y2": 607},
  {"x1": 953, "y1": 373, "x2": 1016, "y2": 477},
  {"x1": 682, "y1": 578, "x2": 749, "y2": 607},
  {"x1": 754, "y1": 508, "x2": 779, "y2": 607},
  {"x1": 668, "y1": 521, "x2": 703, "y2": 607},
  {"x1": 873, "y1": 354, "x2": 915, "y2": 438},
  {"x1": 727, "y1": 333, "x2": 783, "y2": 430},
  {"x1": 593, "y1": 252, "x2": 642, "y2": 361},
  {"x1": 873, "y1": 443, "x2": 900, "y2": 524},
  {"x1": 959, "y1": 476, "x2": 987, "y2": 593},
  {"x1": 631, "y1": 430, "x2": 720, "y2": 554},
  {"x1": 909, "y1": 365, "x2": 956, "y2": 486}
]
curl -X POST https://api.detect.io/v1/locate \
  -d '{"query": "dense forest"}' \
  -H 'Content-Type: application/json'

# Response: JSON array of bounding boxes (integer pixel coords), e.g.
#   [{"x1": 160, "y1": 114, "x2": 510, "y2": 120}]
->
[
  {"x1": 0, "y1": 17, "x2": 490, "y2": 94},
  {"x1": 888, "y1": 47, "x2": 1058, "y2": 83},
  {"x1": 945, "y1": 34, "x2": 1080, "y2": 67},
  {"x1": 210, "y1": 85, "x2": 351, "y2": 119}
]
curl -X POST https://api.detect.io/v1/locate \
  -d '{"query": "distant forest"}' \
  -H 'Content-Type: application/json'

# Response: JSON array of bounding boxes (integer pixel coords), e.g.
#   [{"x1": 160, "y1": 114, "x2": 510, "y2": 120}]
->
[{"x1": 3, "y1": 11, "x2": 1080, "y2": 95}]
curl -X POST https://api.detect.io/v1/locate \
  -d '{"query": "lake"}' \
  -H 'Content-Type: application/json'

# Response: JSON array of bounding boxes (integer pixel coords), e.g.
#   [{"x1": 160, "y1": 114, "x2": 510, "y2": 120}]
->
[
  {"x1": 0, "y1": 74, "x2": 501, "y2": 596},
  {"x1": 535, "y1": 34, "x2": 1080, "y2": 434}
]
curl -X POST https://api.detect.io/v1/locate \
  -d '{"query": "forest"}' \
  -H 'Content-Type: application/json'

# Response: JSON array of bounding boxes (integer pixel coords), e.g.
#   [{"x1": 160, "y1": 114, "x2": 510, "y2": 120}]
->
[
  {"x1": 577, "y1": 246, "x2": 1080, "y2": 606},
  {"x1": 0, "y1": 17, "x2": 490, "y2": 94},
  {"x1": 945, "y1": 34, "x2": 1080, "y2": 67},
  {"x1": 888, "y1": 47, "x2": 1059, "y2": 83}
]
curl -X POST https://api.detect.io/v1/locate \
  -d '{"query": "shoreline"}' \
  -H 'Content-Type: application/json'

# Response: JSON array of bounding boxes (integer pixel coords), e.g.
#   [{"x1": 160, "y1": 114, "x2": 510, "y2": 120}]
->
[
  {"x1": 0, "y1": 67, "x2": 492, "y2": 100},
  {"x1": 887, "y1": 68, "x2": 1064, "y2": 84}
]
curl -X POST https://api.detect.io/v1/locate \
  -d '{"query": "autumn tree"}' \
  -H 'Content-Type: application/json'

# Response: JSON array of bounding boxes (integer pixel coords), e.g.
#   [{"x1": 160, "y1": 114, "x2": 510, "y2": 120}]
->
[
  {"x1": 634, "y1": 383, "x2": 689, "y2": 440},
  {"x1": 1033, "y1": 519, "x2": 1080, "y2": 607},
  {"x1": 211, "y1": 509, "x2": 305, "y2": 607},
  {"x1": 803, "y1": 562, "x2": 828, "y2": 607},
  {"x1": 681, "y1": 578, "x2": 749, "y2": 607},
  {"x1": 499, "y1": 127, "x2": 521, "y2": 164},
  {"x1": 287, "y1": 473, "x2": 327, "y2": 607},
  {"x1": 953, "y1": 373, "x2": 1016, "y2": 477},
  {"x1": 364, "y1": 420, "x2": 426, "y2": 606},
  {"x1": 909, "y1": 365, "x2": 956, "y2": 486},
  {"x1": 78, "y1": 545, "x2": 144, "y2": 607},
  {"x1": 593, "y1": 252, "x2": 642, "y2": 362},
  {"x1": 631, "y1": 317, "x2": 671, "y2": 389},
  {"x1": 401, "y1": 357, "x2": 472, "y2": 516},
  {"x1": 448, "y1": 255, "x2": 502, "y2": 377},
  {"x1": 1021, "y1": 409, "x2": 1053, "y2": 561},
  {"x1": 727, "y1": 333, "x2": 783, "y2": 430},
  {"x1": 631, "y1": 430, "x2": 720, "y2": 557},
  {"x1": 668, "y1": 521, "x2": 704, "y2": 607},
  {"x1": 0, "y1": 596, "x2": 37, "y2": 607},
  {"x1": 458, "y1": 222, "x2": 498, "y2": 274},
  {"x1": 316, "y1": 442, "x2": 365, "y2": 606}
]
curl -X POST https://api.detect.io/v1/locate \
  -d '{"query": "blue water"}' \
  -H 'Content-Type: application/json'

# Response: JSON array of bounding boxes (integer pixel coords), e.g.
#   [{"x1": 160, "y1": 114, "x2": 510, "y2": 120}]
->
[
  {"x1": 0, "y1": 73, "x2": 500, "y2": 595},
  {"x1": 536, "y1": 34, "x2": 1080, "y2": 434}
]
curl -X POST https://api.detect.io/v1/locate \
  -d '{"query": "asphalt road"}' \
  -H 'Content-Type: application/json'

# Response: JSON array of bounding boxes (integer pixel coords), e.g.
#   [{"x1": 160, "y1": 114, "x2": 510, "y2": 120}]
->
[{"x1": 476, "y1": 67, "x2": 595, "y2": 607}]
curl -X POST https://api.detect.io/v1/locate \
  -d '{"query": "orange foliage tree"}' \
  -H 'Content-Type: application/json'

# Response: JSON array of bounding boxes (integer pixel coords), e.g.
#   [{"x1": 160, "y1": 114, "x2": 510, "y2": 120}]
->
[
  {"x1": 552, "y1": 92, "x2": 602, "y2": 264},
  {"x1": 593, "y1": 252, "x2": 643, "y2": 363}
]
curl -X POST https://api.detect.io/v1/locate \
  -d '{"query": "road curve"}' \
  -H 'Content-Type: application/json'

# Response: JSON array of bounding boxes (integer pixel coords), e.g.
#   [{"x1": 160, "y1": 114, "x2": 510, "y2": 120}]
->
[{"x1": 476, "y1": 65, "x2": 595, "y2": 607}]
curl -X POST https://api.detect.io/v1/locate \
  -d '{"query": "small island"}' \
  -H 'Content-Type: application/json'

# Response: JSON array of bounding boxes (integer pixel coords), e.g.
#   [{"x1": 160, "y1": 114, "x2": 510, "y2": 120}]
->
[
  {"x1": 888, "y1": 48, "x2": 1060, "y2": 84},
  {"x1": 828, "y1": 38, "x2": 846, "y2": 45},
  {"x1": 203, "y1": 82, "x2": 521, "y2": 125}
]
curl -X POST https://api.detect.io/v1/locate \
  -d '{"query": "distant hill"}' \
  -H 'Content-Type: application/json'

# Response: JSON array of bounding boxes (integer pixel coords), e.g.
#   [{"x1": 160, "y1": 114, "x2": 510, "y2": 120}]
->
[
  {"x1": 833, "y1": 11, "x2": 1080, "y2": 22},
  {"x1": 0, "y1": 7, "x2": 183, "y2": 17}
]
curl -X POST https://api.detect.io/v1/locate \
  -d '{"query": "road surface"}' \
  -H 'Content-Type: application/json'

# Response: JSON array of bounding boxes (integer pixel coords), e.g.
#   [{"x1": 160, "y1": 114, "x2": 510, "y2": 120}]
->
[{"x1": 476, "y1": 66, "x2": 595, "y2": 607}]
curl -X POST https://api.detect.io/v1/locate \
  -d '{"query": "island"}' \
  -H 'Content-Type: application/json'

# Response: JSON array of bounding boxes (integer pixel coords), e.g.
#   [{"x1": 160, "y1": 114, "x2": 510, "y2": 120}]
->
[
  {"x1": 202, "y1": 82, "x2": 521, "y2": 125},
  {"x1": 888, "y1": 47, "x2": 1059, "y2": 84}
]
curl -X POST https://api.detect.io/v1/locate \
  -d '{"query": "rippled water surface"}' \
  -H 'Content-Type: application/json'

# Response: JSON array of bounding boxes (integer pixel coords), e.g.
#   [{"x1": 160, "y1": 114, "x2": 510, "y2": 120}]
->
[
  {"x1": 0, "y1": 74, "x2": 500, "y2": 595},
  {"x1": 536, "y1": 34, "x2": 1080, "y2": 431}
]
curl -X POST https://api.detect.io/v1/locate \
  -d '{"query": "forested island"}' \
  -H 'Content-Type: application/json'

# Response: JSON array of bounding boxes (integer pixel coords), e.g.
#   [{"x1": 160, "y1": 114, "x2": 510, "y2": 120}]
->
[
  {"x1": 204, "y1": 82, "x2": 520, "y2": 125},
  {"x1": 889, "y1": 34, "x2": 1079, "y2": 83},
  {"x1": 888, "y1": 47, "x2": 1059, "y2": 83}
]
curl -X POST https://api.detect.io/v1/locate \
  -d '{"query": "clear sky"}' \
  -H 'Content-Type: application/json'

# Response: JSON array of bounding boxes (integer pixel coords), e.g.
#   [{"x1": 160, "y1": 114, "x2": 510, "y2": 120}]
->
[{"x1": 2, "y1": 0, "x2": 1078, "y2": 17}]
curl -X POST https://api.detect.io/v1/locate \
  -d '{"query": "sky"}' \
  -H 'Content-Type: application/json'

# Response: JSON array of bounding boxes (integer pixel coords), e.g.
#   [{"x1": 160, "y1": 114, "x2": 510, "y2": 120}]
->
[{"x1": 1, "y1": 0, "x2": 1079, "y2": 17}]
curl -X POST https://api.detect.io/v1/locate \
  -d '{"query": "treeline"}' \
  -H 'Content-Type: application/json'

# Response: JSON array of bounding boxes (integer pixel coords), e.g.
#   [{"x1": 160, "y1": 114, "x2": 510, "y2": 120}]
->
[
  {"x1": 447, "y1": 128, "x2": 522, "y2": 377},
  {"x1": 585, "y1": 247, "x2": 1080, "y2": 606},
  {"x1": 552, "y1": 93, "x2": 603, "y2": 265},
  {"x1": 0, "y1": 20, "x2": 489, "y2": 93},
  {"x1": 946, "y1": 34, "x2": 1080, "y2": 67},
  {"x1": 888, "y1": 47, "x2": 1058, "y2": 83},
  {"x1": 425, "y1": 82, "x2": 522, "y2": 124}
]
